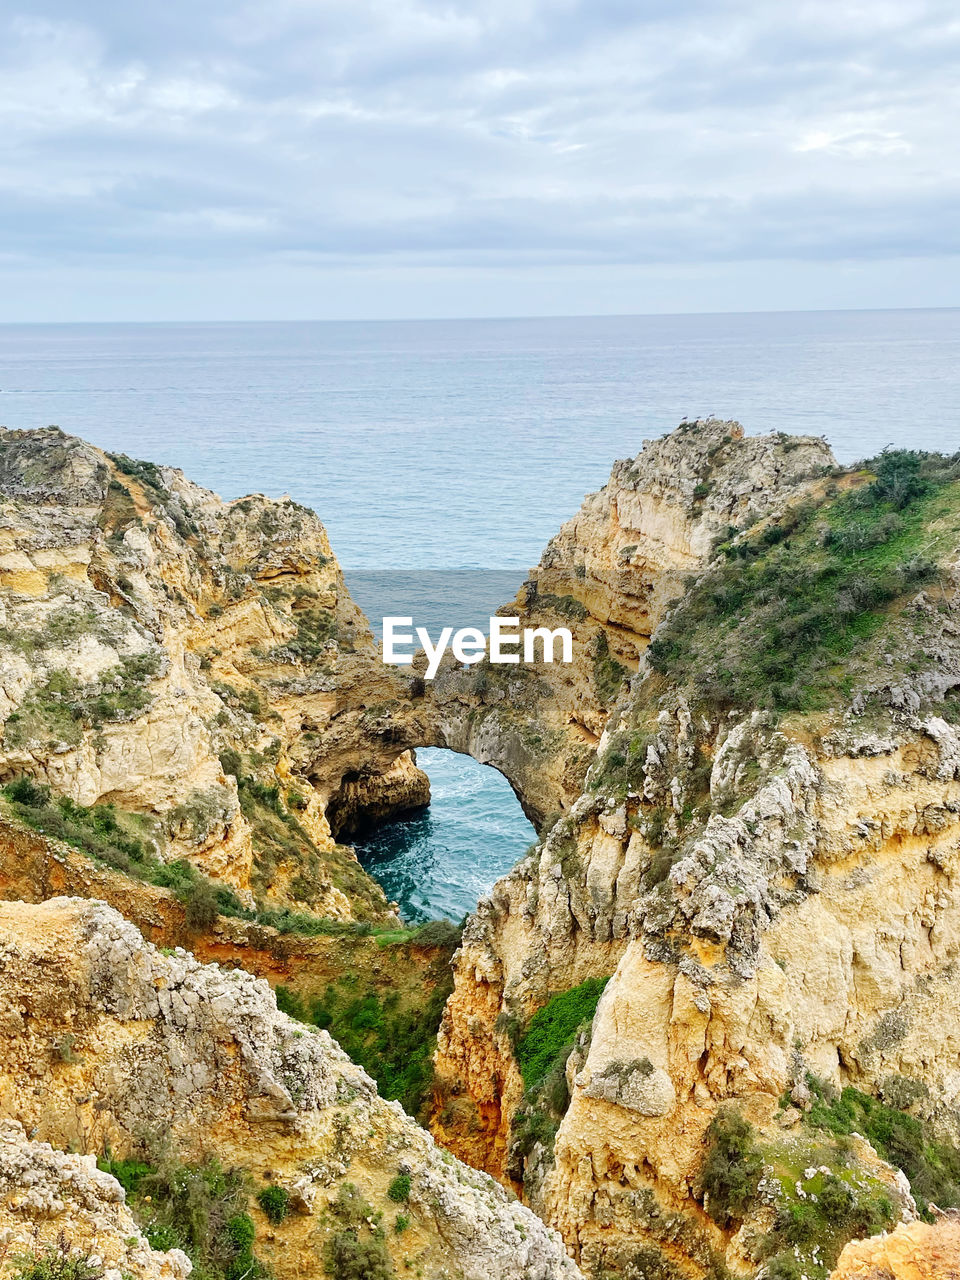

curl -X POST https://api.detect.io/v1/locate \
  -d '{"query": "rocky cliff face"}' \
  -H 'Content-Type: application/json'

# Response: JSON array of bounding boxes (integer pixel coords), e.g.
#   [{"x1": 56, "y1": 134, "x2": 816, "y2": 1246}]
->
[
  {"x1": 432, "y1": 423, "x2": 960, "y2": 1277},
  {"x1": 0, "y1": 426, "x2": 431, "y2": 920},
  {"x1": 421, "y1": 421, "x2": 835, "y2": 828},
  {"x1": 0, "y1": 896, "x2": 580, "y2": 1280},
  {"x1": 0, "y1": 1120, "x2": 191, "y2": 1280},
  {"x1": 830, "y1": 1211, "x2": 960, "y2": 1279},
  {"x1": 431, "y1": 421, "x2": 838, "y2": 1170}
]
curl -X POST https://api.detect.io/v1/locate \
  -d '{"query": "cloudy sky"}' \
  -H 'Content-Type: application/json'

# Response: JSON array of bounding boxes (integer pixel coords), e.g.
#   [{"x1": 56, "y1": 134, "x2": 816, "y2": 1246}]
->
[{"x1": 1, "y1": 0, "x2": 958, "y2": 320}]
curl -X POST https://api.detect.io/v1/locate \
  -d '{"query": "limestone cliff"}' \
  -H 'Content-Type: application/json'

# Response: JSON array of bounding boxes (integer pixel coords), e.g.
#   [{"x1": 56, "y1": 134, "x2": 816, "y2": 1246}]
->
[
  {"x1": 432, "y1": 424, "x2": 960, "y2": 1278},
  {"x1": 0, "y1": 896, "x2": 580, "y2": 1280},
  {"x1": 3, "y1": 420, "x2": 960, "y2": 1280},
  {"x1": 0, "y1": 426, "x2": 429, "y2": 920},
  {"x1": 421, "y1": 420, "x2": 834, "y2": 827},
  {"x1": 431, "y1": 420, "x2": 839, "y2": 1171},
  {"x1": 0, "y1": 1120, "x2": 191, "y2": 1280},
  {"x1": 830, "y1": 1211, "x2": 960, "y2": 1279}
]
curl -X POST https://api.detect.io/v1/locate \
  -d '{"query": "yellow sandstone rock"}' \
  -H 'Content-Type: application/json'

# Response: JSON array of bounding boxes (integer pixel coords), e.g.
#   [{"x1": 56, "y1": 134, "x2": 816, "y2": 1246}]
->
[{"x1": 831, "y1": 1213, "x2": 960, "y2": 1279}]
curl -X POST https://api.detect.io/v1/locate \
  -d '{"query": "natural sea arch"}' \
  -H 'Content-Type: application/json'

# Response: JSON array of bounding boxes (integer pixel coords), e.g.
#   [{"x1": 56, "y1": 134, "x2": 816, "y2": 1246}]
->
[{"x1": 332, "y1": 568, "x2": 590, "y2": 834}]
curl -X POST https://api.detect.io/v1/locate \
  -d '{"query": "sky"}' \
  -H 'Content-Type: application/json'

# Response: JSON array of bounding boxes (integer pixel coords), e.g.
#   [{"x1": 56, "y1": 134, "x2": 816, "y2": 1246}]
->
[{"x1": 0, "y1": 0, "x2": 958, "y2": 320}]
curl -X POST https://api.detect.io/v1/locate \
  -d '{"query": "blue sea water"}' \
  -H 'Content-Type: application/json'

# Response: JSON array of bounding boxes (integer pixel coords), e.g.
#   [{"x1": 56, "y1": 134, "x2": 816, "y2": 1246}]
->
[
  {"x1": 2, "y1": 309, "x2": 959, "y2": 920},
  {"x1": 353, "y1": 747, "x2": 533, "y2": 924}
]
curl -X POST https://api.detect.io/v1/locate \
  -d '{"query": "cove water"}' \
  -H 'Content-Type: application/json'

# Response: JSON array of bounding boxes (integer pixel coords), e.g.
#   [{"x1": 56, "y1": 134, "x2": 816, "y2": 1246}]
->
[{"x1": 2, "y1": 309, "x2": 959, "y2": 921}]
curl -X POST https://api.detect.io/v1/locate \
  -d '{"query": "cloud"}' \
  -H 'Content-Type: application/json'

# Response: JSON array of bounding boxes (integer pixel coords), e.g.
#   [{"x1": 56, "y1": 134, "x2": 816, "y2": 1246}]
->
[
  {"x1": 794, "y1": 128, "x2": 911, "y2": 157},
  {"x1": 0, "y1": 0, "x2": 958, "y2": 314}
]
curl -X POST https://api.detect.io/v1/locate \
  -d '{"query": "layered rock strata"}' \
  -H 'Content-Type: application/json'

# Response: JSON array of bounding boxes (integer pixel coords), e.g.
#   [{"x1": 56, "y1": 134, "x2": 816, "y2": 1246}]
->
[{"x1": 0, "y1": 426, "x2": 432, "y2": 918}]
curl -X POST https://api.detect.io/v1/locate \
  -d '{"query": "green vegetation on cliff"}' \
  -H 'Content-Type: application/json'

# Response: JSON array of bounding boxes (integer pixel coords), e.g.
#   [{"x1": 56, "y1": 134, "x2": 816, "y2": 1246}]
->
[
  {"x1": 3, "y1": 652, "x2": 162, "y2": 750},
  {"x1": 699, "y1": 1109, "x2": 763, "y2": 1229},
  {"x1": 699, "y1": 1109, "x2": 896, "y2": 1275},
  {"x1": 9, "y1": 1237, "x2": 104, "y2": 1280},
  {"x1": 516, "y1": 976, "x2": 610, "y2": 1091},
  {"x1": 273, "y1": 921, "x2": 460, "y2": 1120},
  {"x1": 232, "y1": 767, "x2": 388, "y2": 922},
  {"x1": 256, "y1": 1185, "x2": 291, "y2": 1225},
  {"x1": 108, "y1": 452, "x2": 199, "y2": 541},
  {"x1": 805, "y1": 1076, "x2": 960, "y2": 1218},
  {"x1": 0, "y1": 779, "x2": 394, "y2": 941},
  {"x1": 507, "y1": 977, "x2": 611, "y2": 1177},
  {"x1": 648, "y1": 449, "x2": 960, "y2": 714},
  {"x1": 323, "y1": 1183, "x2": 393, "y2": 1280},
  {"x1": 97, "y1": 1154, "x2": 267, "y2": 1280},
  {"x1": 696, "y1": 1076, "x2": 960, "y2": 1276},
  {"x1": 592, "y1": 631, "x2": 629, "y2": 704}
]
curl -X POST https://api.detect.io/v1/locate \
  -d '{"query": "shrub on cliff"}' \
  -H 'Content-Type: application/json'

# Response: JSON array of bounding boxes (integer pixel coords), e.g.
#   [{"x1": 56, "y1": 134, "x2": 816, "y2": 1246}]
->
[
  {"x1": 323, "y1": 1183, "x2": 393, "y2": 1280},
  {"x1": 867, "y1": 448, "x2": 935, "y2": 509},
  {"x1": 806, "y1": 1078, "x2": 960, "y2": 1217},
  {"x1": 410, "y1": 918, "x2": 463, "y2": 948},
  {"x1": 592, "y1": 630, "x2": 629, "y2": 704},
  {"x1": 97, "y1": 1154, "x2": 267, "y2": 1280},
  {"x1": 757, "y1": 1151, "x2": 896, "y2": 1272},
  {"x1": 324, "y1": 1233, "x2": 393, "y2": 1280},
  {"x1": 3, "y1": 781, "x2": 156, "y2": 875},
  {"x1": 700, "y1": 1108, "x2": 763, "y2": 1228},
  {"x1": 273, "y1": 958, "x2": 454, "y2": 1121},
  {"x1": 256, "y1": 1184, "x2": 290, "y2": 1225},
  {"x1": 181, "y1": 876, "x2": 220, "y2": 931},
  {"x1": 4, "y1": 775, "x2": 50, "y2": 807},
  {"x1": 10, "y1": 1235, "x2": 103, "y2": 1280},
  {"x1": 386, "y1": 1173, "x2": 410, "y2": 1203}
]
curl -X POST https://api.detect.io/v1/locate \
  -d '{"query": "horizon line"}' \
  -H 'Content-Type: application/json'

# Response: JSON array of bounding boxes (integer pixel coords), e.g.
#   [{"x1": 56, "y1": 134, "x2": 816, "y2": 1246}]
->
[{"x1": 0, "y1": 304, "x2": 958, "y2": 327}]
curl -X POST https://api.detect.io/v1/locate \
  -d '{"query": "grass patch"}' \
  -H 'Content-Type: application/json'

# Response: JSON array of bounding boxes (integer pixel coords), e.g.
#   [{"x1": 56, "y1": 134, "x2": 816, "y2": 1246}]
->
[
  {"x1": 762, "y1": 1169, "x2": 893, "y2": 1273},
  {"x1": 237, "y1": 772, "x2": 389, "y2": 923},
  {"x1": 3, "y1": 652, "x2": 162, "y2": 749},
  {"x1": 592, "y1": 631, "x2": 629, "y2": 704},
  {"x1": 0, "y1": 777, "x2": 376, "y2": 940},
  {"x1": 699, "y1": 1110, "x2": 896, "y2": 1270},
  {"x1": 1, "y1": 775, "x2": 457, "y2": 953},
  {"x1": 288, "y1": 604, "x2": 338, "y2": 660},
  {"x1": 9, "y1": 1236, "x2": 103, "y2": 1280},
  {"x1": 1, "y1": 777, "x2": 247, "y2": 914},
  {"x1": 4, "y1": 778, "x2": 163, "y2": 874},
  {"x1": 0, "y1": 604, "x2": 114, "y2": 655},
  {"x1": 108, "y1": 453, "x2": 199, "y2": 542},
  {"x1": 647, "y1": 449, "x2": 960, "y2": 714},
  {"x1": 386, "y1": 1173, "x2": 410, "y2": 1203},
  {"x1": 537, "y1": 592, "x2": 589, "y2": 621},
  {"x1": 509, "y1": 978, "x2": 611, "y2": 1181},
  {"x1": 587, "y1": 725, "x2": 659, "y2": 796},
  {"x1": 277, "y1": 967, "x2": 452, "y2": 1119},
  {"x1": 758, "y1": 1133, "x2": 897, "y2": 1273}
]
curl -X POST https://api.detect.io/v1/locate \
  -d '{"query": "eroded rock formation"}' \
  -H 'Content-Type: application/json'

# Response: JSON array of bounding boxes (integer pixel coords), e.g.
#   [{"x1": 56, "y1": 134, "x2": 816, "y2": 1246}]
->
[
  {"x1": 830, "y1": 1211, "x2": 960, "y2": 1279},
  {"x1": 0, "y1": 1120, "x2": 191, "y2": 1280},
  {"x1": 0, "y1": 426, "x2": 435, "y2": 918},
  {"x1": 432, "y1": 422, "x2": 960, "y2": 1277},
  {"x1": 0, "y1": 897, "x2": 580, "y2": 1280}
]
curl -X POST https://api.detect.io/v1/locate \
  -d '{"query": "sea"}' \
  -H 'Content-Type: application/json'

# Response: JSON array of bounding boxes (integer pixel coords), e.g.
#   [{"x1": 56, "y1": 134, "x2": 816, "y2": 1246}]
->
[{"x1": 2, "y1": 309, "x2": 959, "y2": 921}]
